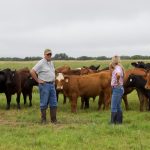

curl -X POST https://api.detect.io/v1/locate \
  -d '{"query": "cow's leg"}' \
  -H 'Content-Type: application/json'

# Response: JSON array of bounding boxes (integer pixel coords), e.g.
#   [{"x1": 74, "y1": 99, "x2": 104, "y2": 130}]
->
[
  {"x1": 98, "y1": 92, "x2": 104, "y2": 111},
  {"x1": 84, "y1": 98, "x2": 89, "y2": 109},
  {"x1": 70, "y1": 94, "x2": 78, "y2": 113},
  {"x1": 147, "y1": 98, "x2": 150, "y2": 111},
  {"x1": 104, "y1": 90, "x2": 111, "y2": 110},
  {"x1": 80, "y1": 96, "x2": 89, "y2": 109},
  {"x1": 56, "y1": 90, "x2": 59, "y2": 102},
  {"x1": 122, "y1": 94, "x2": 129, "y2": 110},
  {"x1": 16, "y1": 92, "x2": 21, "y2": 109},
  {"x1": 29, "y1": 92, "x2": 32, "y2": 107},
  {"x1": 63, "y1": 94, "x2": 67, "y2": 104},
  {"x1": 136, "y1": 89, "x2": 145, "y2": 111},
  {"x1": 80, "y1": 97, "x2": 84, "y2": 109},
  {"x1": 23, "y1": 92, "x2": 27, "y2": 105},
  {"x1": 5, "y1": 93, "x2": 11, "y2": 110}
]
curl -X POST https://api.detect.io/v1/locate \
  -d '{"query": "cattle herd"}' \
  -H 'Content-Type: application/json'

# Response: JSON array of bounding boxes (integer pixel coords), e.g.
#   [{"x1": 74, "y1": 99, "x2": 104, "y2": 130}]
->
[{"x1": 0, "y1": 61, "x2": 150, "y2": 113}]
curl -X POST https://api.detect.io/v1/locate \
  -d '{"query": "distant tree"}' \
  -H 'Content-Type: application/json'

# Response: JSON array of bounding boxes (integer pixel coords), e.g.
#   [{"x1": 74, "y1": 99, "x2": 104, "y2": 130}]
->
[
  {"x1": 53, "y1": 53, "x2": 69, "y2": 60},
  {"x1": 77, "y1": 56, "x2": 93, "y2": 60},
  {"x1": 96, "y1": 56, "x2": 109, "y2": 60},
  {"x1": 24, "y1": 57, "x2": 42, "y2": 61},
  {"x1": 131, "y1": 55, "x2": 142, "y2": 59},
  {"x1": 121, "y1": 56, "x2": 131, "y2": 60}
]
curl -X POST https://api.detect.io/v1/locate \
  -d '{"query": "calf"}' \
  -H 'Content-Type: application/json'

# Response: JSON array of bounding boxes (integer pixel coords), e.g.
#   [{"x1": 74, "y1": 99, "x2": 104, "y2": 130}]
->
[
  {"x1": 22, "y1": 75, "x2": 38, "y2": 106},
  {"x1": 125, "y1": 74, "x2": 150, "y2": 111},
  {"x1": 18, "y1": 68, "x2": 38, "y2": 106},
  {"x1": 56, "y1": 71, "x2": 112, "y2": 112}
]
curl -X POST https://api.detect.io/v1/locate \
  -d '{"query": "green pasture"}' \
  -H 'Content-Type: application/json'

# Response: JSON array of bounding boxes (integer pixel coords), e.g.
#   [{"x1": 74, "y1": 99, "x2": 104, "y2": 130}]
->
[
  {"x1": 0, "y1": 60, "x2": 150, "y2": 150},
  {"x1": 0, "y1": 59, "x2": 141, "y2": 70}
]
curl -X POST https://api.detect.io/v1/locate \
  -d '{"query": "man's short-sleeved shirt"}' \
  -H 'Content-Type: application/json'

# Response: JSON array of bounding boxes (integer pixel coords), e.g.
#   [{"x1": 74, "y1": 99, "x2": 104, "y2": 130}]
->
[{"x1": 32, "y1": 58, "x2": 55, "y2": 82}]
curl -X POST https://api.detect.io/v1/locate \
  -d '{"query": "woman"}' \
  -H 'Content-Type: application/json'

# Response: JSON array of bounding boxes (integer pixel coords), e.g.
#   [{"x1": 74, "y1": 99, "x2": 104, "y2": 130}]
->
[{"x1": 109, "y1": 55, "x2": 124, "y2": 124}]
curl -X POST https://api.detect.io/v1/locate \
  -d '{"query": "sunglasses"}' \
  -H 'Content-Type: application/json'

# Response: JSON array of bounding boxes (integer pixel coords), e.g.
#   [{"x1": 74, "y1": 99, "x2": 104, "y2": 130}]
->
[{"x1": 46, "y1": 53, "x2": 52, "y2": 56}]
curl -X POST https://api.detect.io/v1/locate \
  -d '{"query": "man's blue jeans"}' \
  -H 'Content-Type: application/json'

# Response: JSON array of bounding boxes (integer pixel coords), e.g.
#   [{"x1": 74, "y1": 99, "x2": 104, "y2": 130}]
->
[
  {"x1": 39, "y1": 83, "x2": 57, "y2": 110},
  {"x1": 111, "y1": 86, "x2": 124, "y2": 112}
]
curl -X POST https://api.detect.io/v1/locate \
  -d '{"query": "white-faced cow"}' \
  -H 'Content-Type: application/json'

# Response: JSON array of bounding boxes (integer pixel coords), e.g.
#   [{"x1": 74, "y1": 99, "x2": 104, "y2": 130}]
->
[{"x1": 56, "y1": 71, "x2": 112, "y2": 113}]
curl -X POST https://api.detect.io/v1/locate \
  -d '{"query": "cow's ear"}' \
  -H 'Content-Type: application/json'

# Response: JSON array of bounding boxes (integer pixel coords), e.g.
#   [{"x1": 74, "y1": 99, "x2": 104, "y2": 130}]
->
[
  {"x1": 145, "y1": 69, "x2": 150, "y2": 76},
  {"x1": 0, "y1": 71, "x2": 4, "y2": 75},
  {"x1": 64, "y1": 76, "x2": 69, "y2": 83}
]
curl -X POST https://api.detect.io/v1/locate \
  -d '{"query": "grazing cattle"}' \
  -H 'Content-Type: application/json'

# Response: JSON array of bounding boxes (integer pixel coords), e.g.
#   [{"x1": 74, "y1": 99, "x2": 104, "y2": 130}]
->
[
  {"x1": 123, "y1": 68, "x2": 147, "y2": 111},
  {"x1": 55, "y1": 65, "x2": 71, "y2": 74},
  {"x1": 55, "y1": 67, "x2": 96, "y2": 104},
  {"x1": 145, "y1": 69, "x2": 150, "y2": 90},
  {"x1": 83, "y1": 64, "x2": 100, "y2": 71},
  {"x1": 131, "y1": 61, "x2": 150, "y2": 69},
  {"x1": 0, "y1": 67, "x2": 38, "y2": 109},
  {"x1": 18, "y1": 68, "x2": 39, "y2": 106},
  {"x1": 80, "y1": 67, "x2": 97, "y2": 75},
  {"x1": 0, "y1": 68, "x2": 21, "y2": 109},
  {"x1": 125, "y1": 74, "x2": 150, "y2": 111},
  {"x1": 56, "y1": 71, "x2": 112, "y2": 112}
]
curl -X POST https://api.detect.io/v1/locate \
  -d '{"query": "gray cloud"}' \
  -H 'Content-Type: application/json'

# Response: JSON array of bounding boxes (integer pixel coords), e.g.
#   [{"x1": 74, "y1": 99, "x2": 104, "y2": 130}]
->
[{"x1": 0, "y1": 0, "x2": 150, "y2": 58}]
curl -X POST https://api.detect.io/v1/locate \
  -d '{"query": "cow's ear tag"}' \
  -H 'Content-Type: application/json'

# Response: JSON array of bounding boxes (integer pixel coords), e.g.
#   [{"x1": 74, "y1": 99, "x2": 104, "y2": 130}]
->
[{"x1": 65, "y1": 78, "x2": 69, "y2": 82}]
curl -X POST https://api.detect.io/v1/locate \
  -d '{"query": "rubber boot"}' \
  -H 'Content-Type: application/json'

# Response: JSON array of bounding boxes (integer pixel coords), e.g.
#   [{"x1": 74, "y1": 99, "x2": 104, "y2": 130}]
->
[
  {"x1": 116, "y1": 111, "x2": 123, "y2": 124},
  {"x1": 41, "y1": 109, "x2": 46, "y2": 124},
  {"x1": 110, "y1": 112, "x2": 117, "y2": 124},
  {"x1": 50, "y1": 106, "x2": 57, "y2": 124}
]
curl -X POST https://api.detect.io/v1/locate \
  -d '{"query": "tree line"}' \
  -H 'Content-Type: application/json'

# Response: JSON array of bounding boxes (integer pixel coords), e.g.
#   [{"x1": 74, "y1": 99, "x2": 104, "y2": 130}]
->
[{"x1": 0, "y1": 53, "x2": 150, "y2": 61}]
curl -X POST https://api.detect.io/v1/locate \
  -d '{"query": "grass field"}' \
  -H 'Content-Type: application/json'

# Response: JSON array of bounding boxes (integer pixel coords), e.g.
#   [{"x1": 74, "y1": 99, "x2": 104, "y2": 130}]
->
[{"x1": 0, "y1": 60, "x2": 150, "y2": 150}]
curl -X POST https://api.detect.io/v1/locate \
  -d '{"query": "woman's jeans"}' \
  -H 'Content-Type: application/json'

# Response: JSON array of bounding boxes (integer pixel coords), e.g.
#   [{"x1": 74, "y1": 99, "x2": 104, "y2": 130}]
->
[
  {"x1": 111, "y1": 86, "x2": 124, "y2": 112},
  {"x1": 39, "y1": 82, "x2": 57, "y2": 110}
]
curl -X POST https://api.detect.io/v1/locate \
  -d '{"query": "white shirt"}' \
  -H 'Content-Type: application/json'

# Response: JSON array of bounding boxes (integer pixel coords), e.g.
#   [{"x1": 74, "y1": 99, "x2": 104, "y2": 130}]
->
[{"x1": 32, "y1": 58, "x2": 55, "y2": 82}]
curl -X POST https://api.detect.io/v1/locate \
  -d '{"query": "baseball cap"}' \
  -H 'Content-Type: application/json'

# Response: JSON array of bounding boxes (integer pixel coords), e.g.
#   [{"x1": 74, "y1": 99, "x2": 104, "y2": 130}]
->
[{"x1": 44, "y1": 49, "x2": 52, "y2": 55}]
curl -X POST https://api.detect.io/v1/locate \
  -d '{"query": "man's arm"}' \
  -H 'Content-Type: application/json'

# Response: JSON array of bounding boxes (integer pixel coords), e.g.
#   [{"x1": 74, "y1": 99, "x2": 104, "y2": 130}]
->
[{"x1": 30, "y1": 69, "x2": 44, "y2": 84}]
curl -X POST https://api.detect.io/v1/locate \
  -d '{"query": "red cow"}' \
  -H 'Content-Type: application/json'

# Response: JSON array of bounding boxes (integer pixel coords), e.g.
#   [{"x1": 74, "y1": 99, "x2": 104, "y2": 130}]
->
[
  {"x1": 56, "y1": 71, "x2": 112, "y2": 112},
  {"x1": 145, "y1": 69, "x2": 150, "y2": 90}
]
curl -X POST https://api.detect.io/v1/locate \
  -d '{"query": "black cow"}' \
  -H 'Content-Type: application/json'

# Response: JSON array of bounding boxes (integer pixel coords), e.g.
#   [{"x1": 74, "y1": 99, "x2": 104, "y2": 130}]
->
[
  {"x1": 131, "y1": 61, "x2": 150, "y2": 69},
  {"x1": 23, "y1": 75, "x2": 38, "y2": 106},
  {"x1": 83, "y1": 64, "x2": 100, "y2": 71},
  {"x1": 0, "y1": 68, "x2": 21, "y2": 109},
  {"x1": 125, "y1": 74, "x2": 150, "y2": 111}
]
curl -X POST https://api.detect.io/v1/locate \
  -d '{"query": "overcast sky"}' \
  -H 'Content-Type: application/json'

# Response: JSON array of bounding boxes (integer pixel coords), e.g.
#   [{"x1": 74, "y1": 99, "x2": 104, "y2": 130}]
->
[{"x1": 0, "y1": 0, "x2": 150, "y2": 58}]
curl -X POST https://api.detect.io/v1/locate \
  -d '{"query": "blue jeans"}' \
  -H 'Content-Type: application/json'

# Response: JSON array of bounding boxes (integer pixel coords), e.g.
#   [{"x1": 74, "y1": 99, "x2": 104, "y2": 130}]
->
[
  {"x1": 39, "y1": 83, "x2": 57, "y2": 110},
  {"x1": 111, "y1": 86, "x2": 124, "y2": 112}
]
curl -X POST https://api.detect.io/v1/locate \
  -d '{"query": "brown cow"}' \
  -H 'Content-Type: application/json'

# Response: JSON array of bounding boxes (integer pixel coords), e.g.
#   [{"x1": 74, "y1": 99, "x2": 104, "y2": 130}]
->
[
  {"x1": 55, "y1": 65, "x2": 71, "y2": 74},
  {"x1": 55, "y1": 67, "x2": 96, "y2": 105},
  {"x1": 56, "y1": 71, "x2": 112, "y2": 112},
  {"x1": 145, "y1": 69, "x2": 150, "y2": 90},
  {"x1": 17, "y1": 67, "x2": 35, "y2": 106}
]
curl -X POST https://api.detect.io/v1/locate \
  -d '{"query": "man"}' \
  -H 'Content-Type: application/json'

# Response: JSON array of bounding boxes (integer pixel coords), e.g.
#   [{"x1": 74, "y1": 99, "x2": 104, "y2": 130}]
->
[
  {"x1": 30, "y1": 49, "x2": 57, "y2": 124},
  {"x1": 109, "y1": 55, "x2": 124, "y2": 124}
]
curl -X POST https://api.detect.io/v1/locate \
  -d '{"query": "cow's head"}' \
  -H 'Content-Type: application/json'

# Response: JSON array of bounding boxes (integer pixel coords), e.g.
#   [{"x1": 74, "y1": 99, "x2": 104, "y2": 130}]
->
[
  {"x1": 3, "y1": 69, "x2": 16, "y2": 85},
  {"x1": 56, "y1": 73, "x2": 65, "y2": 90},
  {"x1": 131, "y1": 61, "x2": 145, "y2": 69},
  {"x1": 24, "y1": 75, "x2": 38, "y2": 88},
  {"x1": 0, "y1": 71, "x2": 6, "y2": 84},
  {"x1": 145, "y1": 70, "x2": 150, "y2": 89},
  {"x1": 125, "y1": 74, "x2": 137, "y2": 88},
  {"x1": 55, "y1": 65, "x2": 71, "y2": 74}
]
